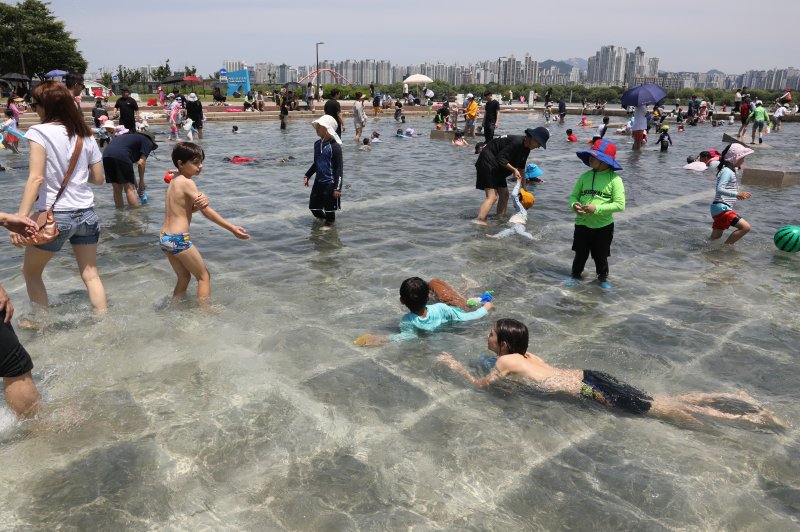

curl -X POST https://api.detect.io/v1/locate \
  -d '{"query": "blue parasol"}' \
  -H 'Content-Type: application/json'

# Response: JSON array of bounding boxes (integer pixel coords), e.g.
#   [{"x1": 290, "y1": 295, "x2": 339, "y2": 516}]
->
[
  {"x1": 620, "y1": 83, "x2": 667, "y2": 108},
  {"x1": 45, "y1": 69, "x2": 68, "y2": 78}
]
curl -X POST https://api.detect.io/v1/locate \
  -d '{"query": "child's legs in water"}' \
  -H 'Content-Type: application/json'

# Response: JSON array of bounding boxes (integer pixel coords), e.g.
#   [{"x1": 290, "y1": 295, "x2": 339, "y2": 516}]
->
[
  {"x1": 571, "y1": 225, "x2": 592, "y2": 278},
  {"x1": 589, "y1": 223, "x2": 614, "y2": 279},
  {"x1": 164, "y1": 246, "x2": 211, "y2": 308},
  {"x1": 724, "y1": 218, "x2": 750, "y2": 245}
]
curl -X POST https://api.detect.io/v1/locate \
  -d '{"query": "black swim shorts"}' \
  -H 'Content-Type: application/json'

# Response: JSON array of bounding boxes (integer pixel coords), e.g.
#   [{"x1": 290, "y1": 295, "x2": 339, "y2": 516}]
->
[
  {"x1": 0, "y1": 311, "x2": 34, "y2": 378},
  {"x1": 580, "y1": 370, "x2": 652, "y2": 415}
]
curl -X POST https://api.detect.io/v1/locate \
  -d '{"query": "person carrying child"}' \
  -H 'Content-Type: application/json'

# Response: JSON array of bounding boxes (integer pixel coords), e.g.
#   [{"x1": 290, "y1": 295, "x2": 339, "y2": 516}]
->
[
  {"x1": 355, "y1": 277, "x2": 494, "y2": 346},
  {"x1": 566, "y1": 139, "x2": 625, "y2": 289},
  {"x1": 303, "y1": 115, "x2": 343, "y2": 230},
  {"x1": 438, "y1": 319, "x2": 784, "y2": 429},
  {"x1": 160, "y1": 142, "x2": 250, "y2": 309},
  {"x1": 709, "y1": 143, "x2": 752, "y2": 246}
]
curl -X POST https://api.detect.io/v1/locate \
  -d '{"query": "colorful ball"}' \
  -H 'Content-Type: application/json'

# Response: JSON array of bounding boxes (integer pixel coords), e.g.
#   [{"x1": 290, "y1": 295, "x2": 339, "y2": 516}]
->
[{"x1": 773, "y1": 225, "x2": 800, "y2": 253}]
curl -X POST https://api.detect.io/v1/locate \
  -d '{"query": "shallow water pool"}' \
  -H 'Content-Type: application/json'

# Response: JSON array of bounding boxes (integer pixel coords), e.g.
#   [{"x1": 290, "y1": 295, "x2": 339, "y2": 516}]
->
[{"x1": 0, "y1": 113, "x2": 798, "y2": 530}]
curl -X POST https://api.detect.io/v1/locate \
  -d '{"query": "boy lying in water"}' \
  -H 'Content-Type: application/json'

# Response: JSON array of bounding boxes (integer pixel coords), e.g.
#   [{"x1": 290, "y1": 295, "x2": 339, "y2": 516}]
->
[{"x1": 439, "y1": 318, "x2": 785, "y2": 429}]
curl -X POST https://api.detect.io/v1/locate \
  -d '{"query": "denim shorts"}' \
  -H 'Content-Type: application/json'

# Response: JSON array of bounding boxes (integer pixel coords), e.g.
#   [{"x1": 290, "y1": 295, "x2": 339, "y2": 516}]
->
[{"x1": 35, "y1": 207, "x2": 100, "y2": 252}]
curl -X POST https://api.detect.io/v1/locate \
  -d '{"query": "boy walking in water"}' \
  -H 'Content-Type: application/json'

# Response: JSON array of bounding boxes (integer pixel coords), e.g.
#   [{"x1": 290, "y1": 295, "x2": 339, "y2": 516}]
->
[
  {"x1": 304, "y1": 115, "x2": 343, "y2": 230},
  {"x1": 160, "y1": 142, "x2": 250, "y2": 308},
  {"x1": 566, "y1": 139, "x2": 625, "y2": 289}
]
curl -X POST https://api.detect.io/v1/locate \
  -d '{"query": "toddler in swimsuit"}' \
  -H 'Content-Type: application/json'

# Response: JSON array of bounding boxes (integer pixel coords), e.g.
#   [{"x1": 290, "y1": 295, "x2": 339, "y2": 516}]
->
[{"x1": 160, "y1": 142, "x2": 250, "y2": 308}]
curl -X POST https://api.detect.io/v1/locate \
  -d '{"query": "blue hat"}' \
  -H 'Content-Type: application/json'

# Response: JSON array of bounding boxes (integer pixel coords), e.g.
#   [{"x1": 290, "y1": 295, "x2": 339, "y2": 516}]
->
[
  {"x1": 525, "y1": 164, "x2": 543, "y2": 179},
  {"x1": 576, "y1": 139, "x2": 623, "y2": 171}
]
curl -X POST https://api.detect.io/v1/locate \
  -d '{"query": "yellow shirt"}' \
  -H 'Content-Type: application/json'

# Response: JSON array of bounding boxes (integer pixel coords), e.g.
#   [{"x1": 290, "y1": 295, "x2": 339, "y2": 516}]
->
[{"x1": 465, "y1": 100, "x2": 478, "y2": 120}]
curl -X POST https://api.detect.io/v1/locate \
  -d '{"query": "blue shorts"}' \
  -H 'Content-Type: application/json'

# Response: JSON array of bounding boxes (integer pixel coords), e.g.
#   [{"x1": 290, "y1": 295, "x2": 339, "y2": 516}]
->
[
  {"x1": 466, "y1": 119, "x2": 476, "y2": 126},
  {"x1": 35, "y1": 208, "x2": 100, "y2": 252},
  {"x1": 159, "y1": 231, "x2": 192, "y2": 255}
]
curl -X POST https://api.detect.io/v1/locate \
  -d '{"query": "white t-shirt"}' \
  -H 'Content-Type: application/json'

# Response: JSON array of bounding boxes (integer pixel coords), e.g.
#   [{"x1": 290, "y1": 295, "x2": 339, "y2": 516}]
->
[
  {"x1": 632, "y1": 105, "x2": 647, "y2": 130},
  {"x1": 24, "y1": 124, "x2": 102, "y2": 211},
  {"x1": 683, "y1": 161, "x2": 709, "y2": 171},
  {"x1": 774, "y1": 106, "x2": 786, "y2": 118}
]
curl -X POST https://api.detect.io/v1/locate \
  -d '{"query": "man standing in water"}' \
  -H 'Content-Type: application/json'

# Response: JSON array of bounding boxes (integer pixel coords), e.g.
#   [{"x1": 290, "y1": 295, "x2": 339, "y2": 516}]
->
[
  {"x1": 473, "y1": 127, "x2": 549, "y2": 225},
  {"x1": 482, "y1": 90, "x2": 500, "y2": 142},
  {"x1": 324, "y1": 88, "x2": 344, "y2": 137}
]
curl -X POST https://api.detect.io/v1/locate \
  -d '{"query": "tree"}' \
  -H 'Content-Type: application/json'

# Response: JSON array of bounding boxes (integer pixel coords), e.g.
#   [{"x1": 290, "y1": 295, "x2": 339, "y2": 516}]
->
[
  {"x1": 151, "y1": 60, "x2": 172, "y2": 83},
  {"x1": 116, "y1": 65, "x2": 143, "y2": 87},
  {"x1": 0, "y1": 0, "x2": 87, "y2": 78},
  {"x1": 184, "y1": 65, "x2": 197, "y2": 76},
  {"x1": 100, "y1": 72, "x2": 112, "y2": 87}
]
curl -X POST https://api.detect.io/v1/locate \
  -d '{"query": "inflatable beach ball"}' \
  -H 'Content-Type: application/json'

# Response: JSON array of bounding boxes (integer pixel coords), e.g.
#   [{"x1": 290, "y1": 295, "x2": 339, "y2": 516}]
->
[{"x1": 773, "y1": 225, "x2": 800, "y2": 253}]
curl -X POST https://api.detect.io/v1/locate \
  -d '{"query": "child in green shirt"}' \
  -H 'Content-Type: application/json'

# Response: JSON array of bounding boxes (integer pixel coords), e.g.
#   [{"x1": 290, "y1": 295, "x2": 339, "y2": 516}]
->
[{"x1": 566, "y1": 139, "x2": 626, "y2": 289}]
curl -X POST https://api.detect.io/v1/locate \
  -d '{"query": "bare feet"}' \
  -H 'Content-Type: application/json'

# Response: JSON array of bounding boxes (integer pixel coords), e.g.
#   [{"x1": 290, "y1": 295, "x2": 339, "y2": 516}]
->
[{"x1": 472, "y1": 219, "x2": 488, "y2": 226}]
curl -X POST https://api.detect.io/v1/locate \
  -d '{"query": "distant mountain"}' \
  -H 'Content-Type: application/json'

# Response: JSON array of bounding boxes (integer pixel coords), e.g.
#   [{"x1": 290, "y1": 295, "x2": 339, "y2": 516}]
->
[
  {"x1": 539, "y1": 58, "x2": 588, "y2": 74},
  {"x1": 539, "y1": 60, "x2": 574, "y2": 74},
  {"x1": 563, "y1": 57, "x2": 588, "y2": 71}
]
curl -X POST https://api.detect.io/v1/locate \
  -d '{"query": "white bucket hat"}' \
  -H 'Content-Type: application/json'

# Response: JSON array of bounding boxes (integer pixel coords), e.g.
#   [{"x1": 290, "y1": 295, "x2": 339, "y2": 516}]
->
[{"x1": 311, "y1": 115, "x2": 342, "y2": 144}]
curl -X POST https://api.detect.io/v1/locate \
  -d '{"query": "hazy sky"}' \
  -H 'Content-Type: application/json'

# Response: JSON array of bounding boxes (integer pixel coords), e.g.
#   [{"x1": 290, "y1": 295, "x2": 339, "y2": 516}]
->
[{"x1": 41, "y1": 0, "x2": 798, "y2": 77}]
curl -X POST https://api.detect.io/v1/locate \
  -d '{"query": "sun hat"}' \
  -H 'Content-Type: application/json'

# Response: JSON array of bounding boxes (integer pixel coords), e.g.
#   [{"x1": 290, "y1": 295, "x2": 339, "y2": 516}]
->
[
  {"x1": 525, "y1": 163, "x2": 543, "y2": 179},
  {"x1": 724, "y1": 143, "x2": 753, "y2": 163},
  {"x1": 311, "y1": 114, "x2": 342, "y2": 144},
  {"x1": 186, "y1": 92, "x2": 198, "y2": 102},
  {"x1": 167, "y1": 93, "x2": 175, "y2": 99},
  {"x1": 114, "y1": 125, "x2": 129, "y2": 136},
  {"x1": 755, "y1": 100, "x2": 763, "y2": 105},
  {"x1": 102, "y1": 119, "x2": 116, "y2": 129},
  {"x1": 98, "y1": 115, "x2": 109, "y2": 124},
  {"x1": 134, "y1": 129, "x2": 158, "y2": 150},
  {"x1": 519, "y1": 188, "x2": 535, "y2": 209},
  {"x1": 576, "y1": 139, "x2": 623, "y2": 171},
  {"x1": 466, "y1": 93, "x2": 474, "y2": 99},
  {"x1": 524, "y1": 127, "x2": 550, "y2": 149}
]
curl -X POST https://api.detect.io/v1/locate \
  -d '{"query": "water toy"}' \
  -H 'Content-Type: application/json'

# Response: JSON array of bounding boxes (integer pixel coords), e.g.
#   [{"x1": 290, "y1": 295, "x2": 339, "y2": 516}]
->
[
  {"x1": 164, "y1": 170, "x2": 174, "y2": 184},
  {"x1": 466, "y1": 291, "x2": 494, "y2": 308},
  {"x1": 428, "y1": 278, "x2": 467, "y2": 309},
  {"x1": 773, "y1": 225, "x2": 800, "y2": 253}
]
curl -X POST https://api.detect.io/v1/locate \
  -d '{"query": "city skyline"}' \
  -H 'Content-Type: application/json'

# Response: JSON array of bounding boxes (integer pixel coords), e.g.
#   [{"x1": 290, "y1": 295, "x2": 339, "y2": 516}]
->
[{"x1": 42, "y1": 0, "x2": 797, "y2": 77}]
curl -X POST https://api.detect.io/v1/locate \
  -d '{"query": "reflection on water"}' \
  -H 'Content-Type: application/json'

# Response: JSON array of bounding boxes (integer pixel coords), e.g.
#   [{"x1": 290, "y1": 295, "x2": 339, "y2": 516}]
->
[{"x1": 0, "y1": 115, "x2": 798, "y2": 529}]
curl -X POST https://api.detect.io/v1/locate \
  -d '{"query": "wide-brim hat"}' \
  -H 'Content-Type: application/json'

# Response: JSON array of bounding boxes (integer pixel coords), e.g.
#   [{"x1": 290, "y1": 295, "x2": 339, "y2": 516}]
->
[
  {"x1": 576, "y1": 139, "x2": 623, "y2": 171},
  {"x1": 134, "y1": 130, "x2": 158, "y2": 150},
  {"x1": 525, "y1": 163, "x2": 543, "y2": 179},
  {"x1": 102, "y1": 120, "x2": 116, "y2": 129},
  {"x1": 186, "y1": 93, "x2": 198, "y2": 102},
  {"x1": 311, "y1": 115, "x2": 342, "y2": 144},
  {"x1": 725, "y1": 143, "x2": 753, "y2": 163},
  {"x1": 466, "y1": 93, "x2": 474, "y2": 99},
  {"x1": 525, "y1": 127, "x2": 550, "y2": 149}
]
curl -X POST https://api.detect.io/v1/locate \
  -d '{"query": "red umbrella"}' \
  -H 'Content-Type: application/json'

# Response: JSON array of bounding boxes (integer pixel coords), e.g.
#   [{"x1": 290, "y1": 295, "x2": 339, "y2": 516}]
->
[{"x1": 183, "y1": 76, "x2": 202, "y2": 85}]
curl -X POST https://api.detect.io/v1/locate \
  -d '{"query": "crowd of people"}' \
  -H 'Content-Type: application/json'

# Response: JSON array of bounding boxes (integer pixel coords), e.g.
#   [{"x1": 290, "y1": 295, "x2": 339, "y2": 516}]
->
[{"x1": 0, "y1": 77, "x2": 789, "y2": 432}]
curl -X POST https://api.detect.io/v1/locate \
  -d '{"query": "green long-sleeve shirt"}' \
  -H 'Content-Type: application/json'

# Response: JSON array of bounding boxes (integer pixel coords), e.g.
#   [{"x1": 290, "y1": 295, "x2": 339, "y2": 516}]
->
[
  {"x1": 568, "y1": 168, "x2": 626, "y2": 228},
  {"x1": 747, "y1": 106, "x2": 770, "y2": 123}
]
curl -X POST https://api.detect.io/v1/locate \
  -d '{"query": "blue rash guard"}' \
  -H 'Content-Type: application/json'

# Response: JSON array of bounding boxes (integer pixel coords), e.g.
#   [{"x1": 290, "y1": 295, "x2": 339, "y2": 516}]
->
[
  {"x1": 305, "y1": 139, "x2": 343, "y2": 191},
  {"x1": 390, "y1": 303, "x2": 489, "y2": 342}
]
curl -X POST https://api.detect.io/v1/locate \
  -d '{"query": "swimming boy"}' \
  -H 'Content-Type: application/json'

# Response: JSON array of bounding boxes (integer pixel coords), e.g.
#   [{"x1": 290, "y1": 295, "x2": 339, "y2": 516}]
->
[
  {"x1": 439, "y1": 319, "x2": 784, "y2": 429},
  {"x1": 355, "y1": 277, "x2": 493, "y2": 346},
  {"x1": 566, "y1": 129, "x2": 578, "y2": 142},
  {"x1": 566, "y1": 139, "x2": 625, "y2": 289},
  {"x1": 160, "y1": 142, "x2": 250, "y2": 309}
]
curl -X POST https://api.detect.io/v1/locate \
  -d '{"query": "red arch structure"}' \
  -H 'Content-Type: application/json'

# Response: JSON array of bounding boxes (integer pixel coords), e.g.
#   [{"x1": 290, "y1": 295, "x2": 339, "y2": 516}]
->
[{"x1": 298, "y1": 68, "x2": 352, "y2": 86}]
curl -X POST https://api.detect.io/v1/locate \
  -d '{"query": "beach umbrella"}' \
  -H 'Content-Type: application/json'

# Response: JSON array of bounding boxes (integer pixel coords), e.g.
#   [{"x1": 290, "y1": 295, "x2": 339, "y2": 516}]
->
[
  {"x1": 45, "y1": 69, "x2": 68, "y2": 78},
  {"x1": 1, "y1": 73, "x2": 29, "y2": 81},
  {"x1": 620, "y1": 83, "x2": 667, "y2": 109},
  {"x1": 403, "y1": 74, "x2": 433, "y2": 85},
  {"x1": 182, "y1": 75, "x2": 202, "y2": 85}
]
